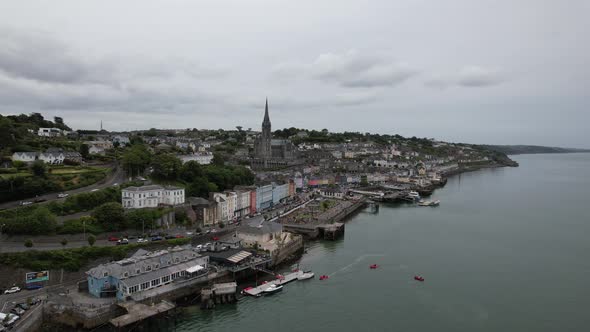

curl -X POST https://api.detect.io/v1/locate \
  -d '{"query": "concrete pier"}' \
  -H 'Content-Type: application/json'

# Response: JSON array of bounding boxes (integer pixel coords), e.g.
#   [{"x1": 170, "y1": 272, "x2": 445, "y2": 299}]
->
[
  {"x1": 200, "y1": 282, "x2": 238, "y2": 309},
  {"x1": 109, "y1": 300, "x2": 176, "y2": 328}
]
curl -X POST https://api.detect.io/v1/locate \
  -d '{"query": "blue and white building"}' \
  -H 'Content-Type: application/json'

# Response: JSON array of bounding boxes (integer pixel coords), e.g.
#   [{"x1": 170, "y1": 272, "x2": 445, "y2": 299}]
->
[{"x1": 86, "y1": 247, "x2": 208, "y2": 301}]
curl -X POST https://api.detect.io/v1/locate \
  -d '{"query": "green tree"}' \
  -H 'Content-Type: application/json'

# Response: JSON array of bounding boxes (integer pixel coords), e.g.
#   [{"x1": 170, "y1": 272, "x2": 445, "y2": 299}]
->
[
  {"x1": 212, "y1": 152, "x2": 225, "y2": 166},
  {"x1": 31, "y1": 160, "x2": 47, "y2": 177},
  {"x1": 24, "y1": 239, "x2": 33, "y2": 248},
  {"x1": 80, "y1": 143, "x2": 90, "y2": 158},
  {"x1": 88, "y1": 234, "x2": 96, "y2": 246},
  {"x1": 92, "y1": 202, "x2": 125, "y2": 231},
  {"x1": 60, "y1": 238, "x2": 68, "y2": 247},
  {"x1": 151, "y1": 154, "x2": 182, "y2": 179},
  {"x1": 122, "y1": 144, "x2": 152, "y2": 176}
]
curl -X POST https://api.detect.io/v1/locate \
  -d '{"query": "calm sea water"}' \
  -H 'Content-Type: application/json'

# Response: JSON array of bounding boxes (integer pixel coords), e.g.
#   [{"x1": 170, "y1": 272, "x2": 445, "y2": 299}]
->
[{"x1": 164, "y1": 153, "x2": 590, "y2": 332}]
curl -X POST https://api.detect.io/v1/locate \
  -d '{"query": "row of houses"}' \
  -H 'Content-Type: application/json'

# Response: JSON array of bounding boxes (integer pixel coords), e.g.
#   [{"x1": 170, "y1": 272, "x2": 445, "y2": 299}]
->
[
  {"x1": 120, "y1": 181, "x2": 296, "y2": 227},
  {"x1": 12, "y1": 150, "x2": 83, "y2": 165},
  {"x1": 186, "y1": 181, "x2": 296, "y2": 226}
]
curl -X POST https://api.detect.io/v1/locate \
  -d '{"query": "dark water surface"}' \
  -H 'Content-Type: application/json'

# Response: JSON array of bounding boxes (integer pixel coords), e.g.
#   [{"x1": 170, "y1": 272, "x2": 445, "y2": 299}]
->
[{"x1": 169, "y1": 154, "x2": 590, "y2": 331}]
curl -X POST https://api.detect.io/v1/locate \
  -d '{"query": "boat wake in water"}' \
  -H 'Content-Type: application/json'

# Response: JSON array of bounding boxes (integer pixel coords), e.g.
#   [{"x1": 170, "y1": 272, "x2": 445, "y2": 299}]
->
[{"x1": 329, "y1": 254, "x2": 385, "y2": 277}]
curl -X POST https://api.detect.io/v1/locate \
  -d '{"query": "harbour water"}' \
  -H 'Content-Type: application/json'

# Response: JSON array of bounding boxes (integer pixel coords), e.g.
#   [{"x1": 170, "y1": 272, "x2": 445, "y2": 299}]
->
[{"x1": 169, "y1": 153, "x2": 590, "y2": 331}]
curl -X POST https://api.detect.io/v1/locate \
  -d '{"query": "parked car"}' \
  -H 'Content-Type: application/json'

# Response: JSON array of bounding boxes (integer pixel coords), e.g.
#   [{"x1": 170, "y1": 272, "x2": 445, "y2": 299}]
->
[
  {"x1": 164, "y1": 235, "x2": 176, "y2": 240},
  {"x1": 0, "y1": 313, "x2": 19, "y2": 326},
  {"x1": 137, "y1": 238, "x2": 148, "y2": 243},
  {"x1": 29, "y1": 297, "x2": 41, "y2": 305},
  {"x1": 212, "y1": 236, "x2": 219, "y2": 241},
  {"x1": 20, "y1": 201, "x2": 33, "y2": 206},
  {"x1": 211, "y1": 229, "x2": 217, "y2": 233},
  {"x1": 116, "y1": 238, "x2": 129, "y2": 245},
  {"x1": 196, "y1": 244, "x2": 203, "y2": 250},
  {"x1": 186, "y1": 231, "x2": 193, "y2": 236},
  {"x1": 11, "y1": 307, "x2": 25, "y2": 316},
  {"x1": 206, "y1": 230, "x2": 211, "y2": 234},
  {"x1": 4, "y1": 286, "x2": 21, "y2": 294},
  {"x1": 57, "y1": 193, "x2": 69, "y2": 198},
  {"x1": 112, "y1": 183, "x2": 119, "y2": 186},
  {"x1": 33, "y1": 196, "x2": 46, "y2": 203},
  {"x1": 150, "y1": 236, "x2": 163, "y2": 241},
  {"x1": 90, "y1": 189, "x2": 99, "y2": 192},
  {"x1": 108, "y1": 236, "x2": 119, "y2": 242},
  {"x1": 17, "y1": 303, "x2": 29, "y2": 310},
  {"x1": 175, "y1": 235, "x2": 185, "y2": 239}
]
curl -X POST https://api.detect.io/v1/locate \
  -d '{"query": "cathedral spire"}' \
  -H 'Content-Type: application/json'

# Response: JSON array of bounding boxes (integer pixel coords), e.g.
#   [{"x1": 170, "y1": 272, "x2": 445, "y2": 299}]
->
[{"x1": 263, "y1": 98, "x2": 270, "y2": 125}]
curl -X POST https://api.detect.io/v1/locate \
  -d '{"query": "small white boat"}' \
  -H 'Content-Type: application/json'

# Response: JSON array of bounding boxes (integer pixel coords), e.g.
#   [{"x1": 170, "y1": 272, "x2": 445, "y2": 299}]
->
[
  {"x1": 408, "y1": 191, "x2": 420, "y2": 200},
  {"x1": 418, "y1": 199, "x2": 440, "y2": 207},
  {"x1": 297, "y1": 272, "x2": 315, "y2": 280},
  {"x1": 263, "y1": 284, "x2": 283, "y2": 294}
]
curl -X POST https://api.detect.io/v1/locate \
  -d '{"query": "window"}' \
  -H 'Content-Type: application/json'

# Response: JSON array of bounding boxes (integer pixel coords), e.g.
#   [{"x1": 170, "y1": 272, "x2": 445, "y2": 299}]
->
[
  {"x1": 103, "y1": 272, "x2": 108, "y2": 277},
  {"x1": 151, "y1": 278, "x2": 161, "y2": 287},
  {"x1": 141, "y1": 282, "x2": 150, "y2": 290},
  {"x1": 154, "y1": 264, "x2": 159, "y2": 269},
  {"x1": 136, "y1": 269, "x2": 140, "y2": 274},
  {"x1": 162, "y1": 275, "x2": 170, "y2": 283},
  {"x1": 146, "y1": 265, "x2": 152, "y2": 271},
  {"x1": 175, "y1": 257, "x2": 180, "y2": 263},
  {"x1": 167, "y1": 261, "x2": 171, "y2": 265},
  {"x1": 184, "y1": 256, "x2": 188, "y2": 261},
  {"x1": 123, "y1": 272, "x2": 128, "y2": 278}
]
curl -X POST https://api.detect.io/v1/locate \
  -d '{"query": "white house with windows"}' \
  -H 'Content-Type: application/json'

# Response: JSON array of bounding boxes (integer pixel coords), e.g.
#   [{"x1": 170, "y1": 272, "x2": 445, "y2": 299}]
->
[
  {"x1": 121, "y1": 185, "x2": 185, "y2": 209},
  {"x1": 12, "y1": 151, "x2": 67, "y2": 165},
  {"x1": 38, "y1": 127, "x2": 64, "y2": 137},
  {"x1": 11, "y1": 152, "x2": 38, "y2": 163}
]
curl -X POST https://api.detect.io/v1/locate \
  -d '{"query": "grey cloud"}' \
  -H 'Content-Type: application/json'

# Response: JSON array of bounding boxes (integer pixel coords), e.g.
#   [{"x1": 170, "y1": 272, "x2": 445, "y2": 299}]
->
[
  {"x1": 424, "y1": 66, "x2": 504, "y2": 89},
  {"x1": 457, "y1": 66, "x2": 503, "y2": 87},
  {"x1": 272, "y1": 50, "x2": 419, "y2": 88}
]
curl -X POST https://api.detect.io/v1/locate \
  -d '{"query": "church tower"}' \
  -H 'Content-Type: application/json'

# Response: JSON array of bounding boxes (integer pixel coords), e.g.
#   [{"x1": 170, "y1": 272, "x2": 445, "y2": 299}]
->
[{"x1": 261, "y1": 98, "x2": 272, "y2": 158}]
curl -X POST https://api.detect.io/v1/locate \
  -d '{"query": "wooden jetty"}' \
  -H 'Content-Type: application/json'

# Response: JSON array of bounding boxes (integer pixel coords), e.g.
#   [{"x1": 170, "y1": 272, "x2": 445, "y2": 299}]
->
[{"x1": 243, "y1": 270, "x2": 307, "y2": 297}]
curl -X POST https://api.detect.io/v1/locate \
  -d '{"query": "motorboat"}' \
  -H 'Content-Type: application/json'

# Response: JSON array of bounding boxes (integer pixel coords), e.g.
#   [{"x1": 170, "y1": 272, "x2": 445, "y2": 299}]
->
[
  {"x1": 408, "y1": 191, "x2": 421, "y2": 200},
  {"x1": 297, "y1": 271, "x2": 315, "y2": 280},
  {"x1": 418, "y1": 199, "x2": 440, "y2": 207},
  {"x1": 369, "y1": 264, "x2": 379, "y2": 269},
  {"x1": 263, "y1": 284, "x2": 283, "y2": 294},
  {"x1": 414, "y1": 275, "x2": 425, "y2": 282}
]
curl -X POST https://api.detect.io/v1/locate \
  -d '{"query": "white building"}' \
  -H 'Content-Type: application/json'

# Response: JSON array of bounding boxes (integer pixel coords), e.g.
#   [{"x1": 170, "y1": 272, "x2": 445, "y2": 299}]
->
[
  {"x1": 86, "y1": 141, "x2": 114, "y2": 155},
  {"x1": 12, "y1": 151, "x2": 66, "y2": 165},
  {"x1": 177, "y1": 152, "x2": 214, "y2": 165},
  {"x1": 112, "y1": 135, "x2": 130, "y2": 146},
  {"x1": 11, "y1": 152, "x2": 38, "y2": 163},
  {"x1": 122, "y1": 185, "x2": 185, "y2": 209},
  {"x1": 212, "y1": 193, "x2": 229, "y2": 222},
  {"x1": 38, "y1": 127, "x2": 63, "y2": 137}
]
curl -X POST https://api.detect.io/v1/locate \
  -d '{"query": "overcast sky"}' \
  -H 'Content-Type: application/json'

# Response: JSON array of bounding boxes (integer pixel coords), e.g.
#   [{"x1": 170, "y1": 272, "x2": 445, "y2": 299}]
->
[{"x1": 0, "y1": 0, "x2": 588, "y2": 147}]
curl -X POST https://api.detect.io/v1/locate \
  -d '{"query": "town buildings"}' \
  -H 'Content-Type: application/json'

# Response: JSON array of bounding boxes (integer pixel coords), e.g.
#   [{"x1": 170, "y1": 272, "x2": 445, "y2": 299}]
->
[{"x1": 122, "y1": 185, "x2": 185, "y2": 209}]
